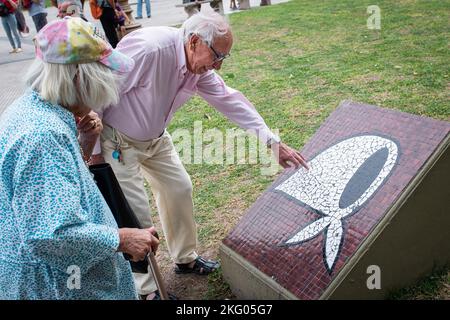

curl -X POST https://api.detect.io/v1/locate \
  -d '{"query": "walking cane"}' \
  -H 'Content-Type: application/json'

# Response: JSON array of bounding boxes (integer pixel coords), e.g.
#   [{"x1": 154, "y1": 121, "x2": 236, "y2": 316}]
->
[{"x1": 147, "y1": 251, "x2": 169, "y2": 300}]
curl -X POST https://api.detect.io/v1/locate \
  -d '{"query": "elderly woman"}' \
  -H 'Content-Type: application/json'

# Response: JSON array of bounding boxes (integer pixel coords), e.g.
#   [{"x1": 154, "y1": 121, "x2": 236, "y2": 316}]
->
[{"x1": 0, "y1": 17, "x2": 159, "y2": 299}]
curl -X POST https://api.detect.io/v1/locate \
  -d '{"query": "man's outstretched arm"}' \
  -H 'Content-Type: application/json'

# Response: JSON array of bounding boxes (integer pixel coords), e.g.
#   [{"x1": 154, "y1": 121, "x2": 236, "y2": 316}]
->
[{"x1": 197, "y1": 71, "x2": 309, "y2": 170}]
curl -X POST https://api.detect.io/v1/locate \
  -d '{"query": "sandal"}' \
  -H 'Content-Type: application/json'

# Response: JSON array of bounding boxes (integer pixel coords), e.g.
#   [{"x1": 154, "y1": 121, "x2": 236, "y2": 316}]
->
[{"x1": 175, "y1": 256, "x2": 220, "y2": 275}]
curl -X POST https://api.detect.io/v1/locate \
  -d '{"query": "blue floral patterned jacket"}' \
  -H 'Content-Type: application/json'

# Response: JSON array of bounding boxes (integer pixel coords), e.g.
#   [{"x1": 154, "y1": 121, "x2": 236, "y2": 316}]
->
[{"x1": 0, "y1": 91, "x2": 137, "y2": 300}]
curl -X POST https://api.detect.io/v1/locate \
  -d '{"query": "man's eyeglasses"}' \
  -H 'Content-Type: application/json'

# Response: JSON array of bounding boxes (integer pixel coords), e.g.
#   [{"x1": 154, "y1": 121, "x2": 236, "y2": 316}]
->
[{"x1": 209, "y1": 45, "x2": 230, "y2": 63}]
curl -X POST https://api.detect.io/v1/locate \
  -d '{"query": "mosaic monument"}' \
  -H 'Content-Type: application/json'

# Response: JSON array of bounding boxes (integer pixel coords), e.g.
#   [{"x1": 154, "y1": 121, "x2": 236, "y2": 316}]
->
[{"x1": 220, "y1": 100, "x2": 450, "y2": 299}]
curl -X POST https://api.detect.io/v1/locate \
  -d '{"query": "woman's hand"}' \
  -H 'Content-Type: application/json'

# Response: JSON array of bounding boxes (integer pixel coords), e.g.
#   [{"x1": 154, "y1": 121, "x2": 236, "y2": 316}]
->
[
  {"x1": 117, "y1": 227, "x2": 160, "y2": 262},
  {"x1": 77, "y1": 111, "x2": 103, "y2": 162},
  {"x1": 8, "y1": 0, "x2": 18, "y2": 9},
  {"x1": 76, "y1": 111, "x2": 102, "y2": 142}
]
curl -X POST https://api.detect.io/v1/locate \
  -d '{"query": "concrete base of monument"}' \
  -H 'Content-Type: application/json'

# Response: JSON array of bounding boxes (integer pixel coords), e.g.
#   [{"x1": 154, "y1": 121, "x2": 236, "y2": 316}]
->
[
  {"x1": 220, "y1": 244, "x2": 298, "y2": 299},
  {"x1": 220, "y1": 100, "x2": 450, "y2": 300}
]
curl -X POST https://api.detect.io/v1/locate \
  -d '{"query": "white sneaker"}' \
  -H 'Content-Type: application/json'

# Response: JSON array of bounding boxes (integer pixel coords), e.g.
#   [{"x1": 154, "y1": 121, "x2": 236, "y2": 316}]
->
[
  {"x1": 9, "y1": 48, "x2": 17, "y2": 54},
  {"x1": 20, "y1": 32, "x2": 30, "y2": 38},
  {"x1": 15, "y1": 48, "x2": 23, "y2": 53}
]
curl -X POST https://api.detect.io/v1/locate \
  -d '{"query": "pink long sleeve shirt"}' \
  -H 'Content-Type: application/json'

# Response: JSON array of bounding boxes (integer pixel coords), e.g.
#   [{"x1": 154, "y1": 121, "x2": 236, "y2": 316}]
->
[{"x1": 94, "y1": 26, "x2": 276, "y2": 154}]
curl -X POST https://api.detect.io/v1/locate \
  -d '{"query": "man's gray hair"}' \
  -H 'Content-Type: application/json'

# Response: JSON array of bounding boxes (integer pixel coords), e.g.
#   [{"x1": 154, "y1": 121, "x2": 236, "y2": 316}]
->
[
  {"x1": 181, "y1": 12, "x2": 230, "y2": 46},
  {"x1": 25, "y1": 59, "x2": 120, "y2": 113}
]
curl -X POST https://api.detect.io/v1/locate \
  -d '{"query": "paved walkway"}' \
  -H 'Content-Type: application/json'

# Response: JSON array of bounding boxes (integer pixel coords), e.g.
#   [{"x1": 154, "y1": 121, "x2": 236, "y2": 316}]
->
[{"x1": 0, "y1": 0, "x2": 288, "y2": 115}]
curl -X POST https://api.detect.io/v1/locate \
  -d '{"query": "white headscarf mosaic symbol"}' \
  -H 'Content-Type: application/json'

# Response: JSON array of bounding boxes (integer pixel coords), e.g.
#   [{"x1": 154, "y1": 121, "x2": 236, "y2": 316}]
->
[{"x1": 275, "y1": 135, "x2": 399, "y2": 273}]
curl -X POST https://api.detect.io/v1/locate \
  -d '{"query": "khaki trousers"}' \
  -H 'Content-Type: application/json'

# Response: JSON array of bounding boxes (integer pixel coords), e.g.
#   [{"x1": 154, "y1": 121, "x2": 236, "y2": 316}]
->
[{"x1": 101, "y1": 124, "x2": 198, "y2": 295}]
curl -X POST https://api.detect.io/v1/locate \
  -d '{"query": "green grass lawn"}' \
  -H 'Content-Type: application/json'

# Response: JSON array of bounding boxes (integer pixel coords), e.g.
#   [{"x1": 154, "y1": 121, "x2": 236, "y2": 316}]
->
[{"x1": 164, "y1": 0, "x2": 449, "y2": 299}]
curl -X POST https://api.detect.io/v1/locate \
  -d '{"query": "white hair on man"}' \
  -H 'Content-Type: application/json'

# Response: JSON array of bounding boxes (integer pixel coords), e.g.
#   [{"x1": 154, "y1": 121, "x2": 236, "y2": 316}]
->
[
  {"x1": 181, "y1": 12, "x2": 231, "y2": 46},
  {"x1": 25, "y1": 60, "x2": 120, "y2": 113}
]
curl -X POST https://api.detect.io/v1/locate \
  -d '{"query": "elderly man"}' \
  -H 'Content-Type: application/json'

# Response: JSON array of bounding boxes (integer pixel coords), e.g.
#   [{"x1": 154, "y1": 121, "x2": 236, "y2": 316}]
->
[
  {"x1": 51, "y1": 0, "x2": 86, "y2": 20},
  {"x1": 91, "y1": 12, "x2": 308, "y2": 300}
]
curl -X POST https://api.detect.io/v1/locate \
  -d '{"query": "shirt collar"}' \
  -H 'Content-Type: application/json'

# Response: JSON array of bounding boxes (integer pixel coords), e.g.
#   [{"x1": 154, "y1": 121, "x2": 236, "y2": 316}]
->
[{"x1": 176, "y1": 29, "x2": 188, "y2": 75}]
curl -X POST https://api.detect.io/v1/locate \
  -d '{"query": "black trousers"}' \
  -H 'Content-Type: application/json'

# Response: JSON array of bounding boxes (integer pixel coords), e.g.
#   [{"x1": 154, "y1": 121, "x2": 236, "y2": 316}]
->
[
  {"x1": 32, "y1": 12, "x2": 47, "y2": 33},
  {"x1": 99, "y1": 7, "x2": 118, "y2": 48}
]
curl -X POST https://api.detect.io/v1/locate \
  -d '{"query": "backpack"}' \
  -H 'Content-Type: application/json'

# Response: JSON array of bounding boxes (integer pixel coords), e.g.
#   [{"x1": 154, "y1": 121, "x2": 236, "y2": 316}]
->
[
  {"x1": 22, "y1": 0, "x2": 32, "y2": 9},
  {"x1": 89, "y1": 0, "x2": 102, "y2": 19},
  {"x1": 0, "y1": 2, "x2": 11, "y2": 17}
]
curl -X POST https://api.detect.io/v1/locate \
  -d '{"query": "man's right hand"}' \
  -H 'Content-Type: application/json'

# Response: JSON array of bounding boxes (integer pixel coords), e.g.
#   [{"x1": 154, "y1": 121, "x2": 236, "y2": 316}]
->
[
  {"x1": 90, "y1": 154, "x2": 106, "y2": 165},
  {"x1": 117, "y1": 227, "x2": 160, "y2": 262}
]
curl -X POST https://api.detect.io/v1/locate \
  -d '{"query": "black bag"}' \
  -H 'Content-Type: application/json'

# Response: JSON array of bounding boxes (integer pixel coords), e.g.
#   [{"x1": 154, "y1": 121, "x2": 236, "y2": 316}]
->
[
  {"x1": 89, "y1": 163, "x2": 149, "y2": 273},
  {"x1": 0, "y1": 2, "x2": 11, "y2": 17}
]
